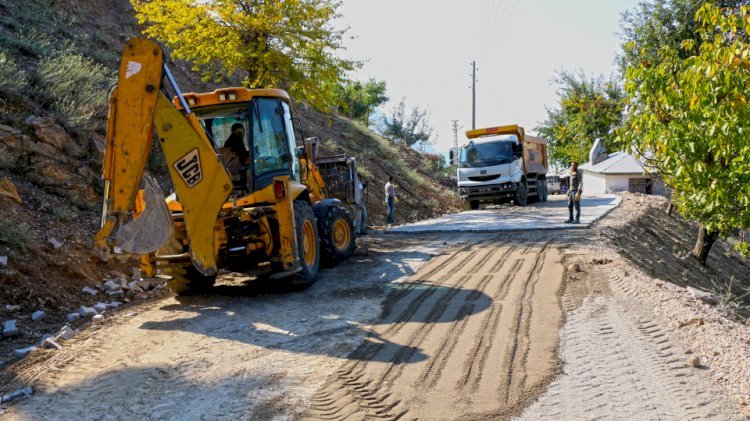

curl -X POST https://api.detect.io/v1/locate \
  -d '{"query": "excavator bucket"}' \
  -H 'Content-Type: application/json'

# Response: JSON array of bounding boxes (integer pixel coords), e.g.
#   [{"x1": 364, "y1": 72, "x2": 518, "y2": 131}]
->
[{"x1": 113, "y1": 174, "x2": 173, "y2": 254}]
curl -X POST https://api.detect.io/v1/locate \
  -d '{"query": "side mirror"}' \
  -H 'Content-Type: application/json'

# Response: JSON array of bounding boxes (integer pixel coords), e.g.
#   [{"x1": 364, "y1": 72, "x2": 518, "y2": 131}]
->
[{"x1": 449, "y1": 150, "x2": 454, "y2": 161}]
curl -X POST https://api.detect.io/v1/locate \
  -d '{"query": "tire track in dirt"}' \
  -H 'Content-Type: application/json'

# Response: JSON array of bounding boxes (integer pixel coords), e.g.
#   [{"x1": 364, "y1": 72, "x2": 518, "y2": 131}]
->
[
  {"x1": 517, "y1": 296, "x2": 737, "y2": 420},
  {"x1": 303, "y1": 241, "x2": 565, "y2": 420}
]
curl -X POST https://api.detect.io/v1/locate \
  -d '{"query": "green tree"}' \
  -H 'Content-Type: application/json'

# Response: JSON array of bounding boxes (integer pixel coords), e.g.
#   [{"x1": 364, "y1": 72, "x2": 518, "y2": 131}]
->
[
  {"x1": 535, "y1": 70, "x2": 625, "y2": 167},
  {"x1": 380, "y1": 98, "x2": 433, "y2": 148},
  {"x1": 619, "y1": 0, "x2": 749, "y2": 73},
  {"x1": 132, "y1": 0, "x2": 360, "y2": 111},
  {"x1": 338, "y1": 78, "x2": 388, "y2": 126},
  {"x1": 618, "y1": 4, "x2": 750, "y2": 263}
]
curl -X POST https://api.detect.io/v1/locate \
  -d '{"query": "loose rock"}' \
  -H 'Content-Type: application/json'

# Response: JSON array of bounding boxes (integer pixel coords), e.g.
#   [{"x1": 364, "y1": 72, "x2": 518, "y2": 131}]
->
[
  {"x1": 56, "y1": 325, "x2": 76, "y2": 340},
  {"x1": 568, "y1": 263, "x2": 581, "y2": 273},
  {"x1": 686, "y1": 286, "x2": 719, "y2": 305},
  {"x1": 48, "y1": 237, "x2": 63, "y2": 250},
  {"x1": 41, "y1": 338, "x2": 62, "y2": 350},
  {"x1": 82, "y1": 286, "x2": 98, "y2": 296},
  {"x1": 107, "y1": 290, "x2": 125, "y2": 299},
  {"x1": 66, "y1": 313, "x2": 81, "y2": 322},
  {"x1": 106, "y1": 301, "x2": 122, "y2": 309},
  {"x1": 92, "y1": 314, "x2": 104, "y2": 321},
  {"x1": 687, "y1": 356, "x2": 701, "y2": 368},
  {"x1": 103, "y1": 279, "x2": 121, "y2": 292},
  {"x1": 93, "y1": 302, "x2": 108, "y2": 313},
  {"x1": 0, "y1": 255, "x2": 7, "y2": 267},
  {"x1": 13, "y1": 346, "x2": 36, "y2": 359},
  {"x1": 78, "y1": 306, "x2": 97, "y2": 317},
  {"x1": 0, "y1": 386, "x2": 33, "y2": 404},
  {"x1": 5, "y1": 304, "x2": 21, "y2": 312},
  {"x1": 2, "y1": 319, "x2": 19, "y2": 337},
  {"x1": 31, "y1": 310, "x2": 46, "y2": 322},
  {"x1": 0, "y1": 177, "x2": 22, "y2": 205}
]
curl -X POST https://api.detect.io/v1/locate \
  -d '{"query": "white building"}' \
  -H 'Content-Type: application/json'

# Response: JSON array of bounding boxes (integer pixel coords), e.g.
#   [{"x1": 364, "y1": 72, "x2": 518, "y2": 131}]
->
[{"x1": 578, "y1": 139, "x2": 659, "y2": 195}]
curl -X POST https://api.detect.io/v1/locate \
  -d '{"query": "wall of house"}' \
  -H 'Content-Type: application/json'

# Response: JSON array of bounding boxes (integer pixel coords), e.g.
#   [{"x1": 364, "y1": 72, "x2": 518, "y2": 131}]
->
[
  {"x1": 604, "y1": 174, "x2": 632, "y2": 193},
  {"x1": 582, "y1": 171, "x2": 607, "y2": 195}
]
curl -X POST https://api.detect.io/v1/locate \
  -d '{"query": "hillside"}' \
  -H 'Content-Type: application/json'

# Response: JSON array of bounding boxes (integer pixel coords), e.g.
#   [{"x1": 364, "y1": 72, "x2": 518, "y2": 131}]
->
[{"x1": 0, "y1": 0, "x2": 460, "y2": 359}]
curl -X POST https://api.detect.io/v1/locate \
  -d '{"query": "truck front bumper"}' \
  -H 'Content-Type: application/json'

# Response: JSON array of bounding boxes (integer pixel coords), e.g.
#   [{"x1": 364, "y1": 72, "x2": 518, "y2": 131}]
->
[{"x1": 458, "y1": 182, "x2": 518, "y2": 201}]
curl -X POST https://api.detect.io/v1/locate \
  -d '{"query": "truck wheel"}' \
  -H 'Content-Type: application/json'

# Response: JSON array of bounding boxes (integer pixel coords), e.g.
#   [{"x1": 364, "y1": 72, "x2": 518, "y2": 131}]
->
[
  {"x1": 164, "y1": 264, "x2": 217, "y2": 295},
  {"x1": 463, "y1": 200, "x2": 479, "y2": 210},
  {"x1": 290, "y1": 200, "x2": 320, "y2": 287},
  {"x1": 319, "y1": 206, "x2": 356, "y2": 266},
  {"x1": 541, "y1": 182, "x2": 549, "y2": 202},
  {"x1": 514, "y1": 183, "x2": 528, "y2": 206}
]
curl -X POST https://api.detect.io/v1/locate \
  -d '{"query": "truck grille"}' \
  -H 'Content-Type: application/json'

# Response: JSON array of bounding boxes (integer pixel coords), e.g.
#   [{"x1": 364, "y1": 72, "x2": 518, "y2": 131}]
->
[{"x1": 468, "y1": 174, "x2": 500, "y2": 182}]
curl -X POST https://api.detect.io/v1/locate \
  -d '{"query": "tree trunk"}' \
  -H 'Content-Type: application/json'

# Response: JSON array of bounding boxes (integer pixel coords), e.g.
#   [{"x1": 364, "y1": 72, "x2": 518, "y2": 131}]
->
[{"x1": 692, "y1": 225, "x2": 718, "y2": 265}]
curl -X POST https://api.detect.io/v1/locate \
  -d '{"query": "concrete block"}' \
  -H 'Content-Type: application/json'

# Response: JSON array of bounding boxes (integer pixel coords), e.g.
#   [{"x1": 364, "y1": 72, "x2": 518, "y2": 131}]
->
[
  {"x1": 48, "y1": 238, "x2": 63, "y2": 249},
  {"x1": 4, "y1": 304, "x2": 21, "y2": 312},
  {"x1": 41, "y1": 338, "x2": 62, "y2": 350},
  {"x1": 0, "y1": 386, "x2": 33, "y2": 404},
  {"x1": 66, "y1": 312, "x2": 81, "y2": 322},
  {"x1": 106, "y1": 301, "x2": 122, "y2": 309},
  {"x1": 31, "y1": 310, "x2": 45, "y2": 321},
  {"x1": 92, "y1": 314, "x2": 104, "y2": 322},
  {"x1": 103, "y1": 279, "x2": 121, "y2": 292},
  {"x1": 82, "y1": 286, "x2": 98, "y2": 296},
  {"x1": 107, "y1": 290, "x2": 125, "y2": 299},
  {"x1": 13, "y1": 346, "x2": 36, "y2": 359},
  {"x1": 93, "y1": 302, "x2": 108, "y2": 313},
  {"x1": 56, "y1": 325, "x2": 76, "y2": 340},
  {"x1": 2, "y1": 319, "x2": 18, "y2": 337},
  {"x1": 78, "y1": 306, "x2": 97, "y2": 317},
  {"x1": 0, "y1": 255, "x2": 7, "y2": 267}
]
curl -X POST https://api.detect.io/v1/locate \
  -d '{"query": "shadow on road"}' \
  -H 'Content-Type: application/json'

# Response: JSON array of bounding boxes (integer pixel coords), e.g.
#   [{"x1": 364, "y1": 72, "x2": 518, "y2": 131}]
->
[{"x1": 138, "y1": 245, "x2": 493, "y2": 364}]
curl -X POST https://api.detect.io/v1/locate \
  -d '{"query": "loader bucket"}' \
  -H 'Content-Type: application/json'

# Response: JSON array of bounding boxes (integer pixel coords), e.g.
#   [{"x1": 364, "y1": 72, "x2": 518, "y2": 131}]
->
[{"x1": 113, "y1": 174, "x2": 174, "y2": 254}]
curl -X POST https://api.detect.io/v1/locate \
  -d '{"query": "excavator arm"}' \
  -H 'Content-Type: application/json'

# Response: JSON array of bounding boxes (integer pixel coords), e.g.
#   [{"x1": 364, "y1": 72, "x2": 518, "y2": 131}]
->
[{"x1": 95, "y1": 38, "x2": 232, "y2": 276}]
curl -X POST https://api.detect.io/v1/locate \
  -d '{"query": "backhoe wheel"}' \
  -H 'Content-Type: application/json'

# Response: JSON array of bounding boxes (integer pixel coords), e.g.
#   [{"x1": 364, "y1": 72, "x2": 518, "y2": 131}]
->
[
  {"x1": 514, "y1": 182, "x2": 528, "y2": 206},
  {"x1": 164, "y1": 264, "x2": 217, "y2": 296},
  {"x1": 290, "y1": 200, "x2": 320, "y2": 287},
  {"x1": 319, "y1": 206, "x2": 356, "y2": 266}
]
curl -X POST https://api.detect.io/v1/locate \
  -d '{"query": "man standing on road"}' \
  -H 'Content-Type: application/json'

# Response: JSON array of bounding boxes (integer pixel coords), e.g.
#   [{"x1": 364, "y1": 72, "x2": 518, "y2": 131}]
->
[
  {"x1": 385, "y1": 176, "x2": 396, "y2": 225},
  {"x1": 565, "y1": 161, "x2": 582, "y2": 224}
]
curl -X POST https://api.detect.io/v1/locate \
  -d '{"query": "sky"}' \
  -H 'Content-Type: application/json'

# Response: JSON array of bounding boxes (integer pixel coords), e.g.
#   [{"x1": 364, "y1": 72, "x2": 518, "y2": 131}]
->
[{"x1": 337, "y1": 0, "x2": 642, "y2": 153}]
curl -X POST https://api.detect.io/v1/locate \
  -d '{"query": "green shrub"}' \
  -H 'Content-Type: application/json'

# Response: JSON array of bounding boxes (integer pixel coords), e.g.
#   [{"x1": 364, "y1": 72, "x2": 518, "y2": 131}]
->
[
  {"x1": 0, "y1": 216, "x2": 37, "y2": 252},
  {"x1": 0, "y1": 51, "x2": 29, "y2": 95},
  {"x1": 35, "y1": 52, "x2": 113, "y2": 131}
]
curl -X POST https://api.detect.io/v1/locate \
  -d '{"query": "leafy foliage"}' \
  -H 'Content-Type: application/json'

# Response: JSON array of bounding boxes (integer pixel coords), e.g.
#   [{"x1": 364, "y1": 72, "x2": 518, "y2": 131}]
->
[
  {"x1": 535, "y1": 71, "x2": 625, "y2": 167},
  {"x1": 379, "y1": 98, "x2": 434, "y2": 148},
  {"x1": 618, "y1": 4, "x2": 750, "y2": 258},
  {"x1": 35, "y1": 53, "x2": 113, "y2": 132},
  {"x1": 337, "y1": 78, "x2": 388, "y2": 126},
  {"x1": 132, "y1": 0, "x2": 360, "y2": 111},
  {"x1": 618, "y1": 0, "x2": 750, "y2": 73},
  {"x1": 0, "y1": 51, "x2": 29, "y2": 96}
]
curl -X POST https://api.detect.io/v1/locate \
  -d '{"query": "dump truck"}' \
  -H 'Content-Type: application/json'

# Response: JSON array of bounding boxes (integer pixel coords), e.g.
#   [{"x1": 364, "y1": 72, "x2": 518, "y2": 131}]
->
[
  {"x1": 95, "y1": 38, "x2": 366, "y2": 294},
  {"x1": 452, "y1": 125, "x2": 548, "y2": 209}
]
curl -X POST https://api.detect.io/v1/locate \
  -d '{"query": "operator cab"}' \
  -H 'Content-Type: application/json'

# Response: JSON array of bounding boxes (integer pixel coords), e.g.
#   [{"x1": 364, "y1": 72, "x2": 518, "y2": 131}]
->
[{"x1": 179, "y1": 89, "x2": 301, "y2": 196}]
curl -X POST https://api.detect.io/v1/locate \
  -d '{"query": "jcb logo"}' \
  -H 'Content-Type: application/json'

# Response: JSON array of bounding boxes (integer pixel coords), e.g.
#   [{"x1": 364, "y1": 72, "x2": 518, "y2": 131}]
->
[{"x1": 173, "y1": 148, "x2": 202, "y2": 188}]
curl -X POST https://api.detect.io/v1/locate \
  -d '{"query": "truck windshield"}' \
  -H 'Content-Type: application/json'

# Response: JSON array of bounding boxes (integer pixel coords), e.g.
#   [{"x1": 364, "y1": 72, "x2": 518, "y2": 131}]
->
[{"x1": 459, "y1": 142, "x2": 515, "y2": 168}]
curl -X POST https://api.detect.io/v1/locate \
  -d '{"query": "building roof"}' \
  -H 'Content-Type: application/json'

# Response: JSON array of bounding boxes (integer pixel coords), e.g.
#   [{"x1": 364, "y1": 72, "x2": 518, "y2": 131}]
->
[{"x1": 579, "y1": 152, "x2": 645, "y2": 175}]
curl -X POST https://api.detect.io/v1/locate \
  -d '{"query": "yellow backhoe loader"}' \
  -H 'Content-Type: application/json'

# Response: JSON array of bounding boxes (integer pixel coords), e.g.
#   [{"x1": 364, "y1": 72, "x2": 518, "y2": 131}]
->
[{"x1": 95, "y1": 38, "x2": 365, "y2": 294}]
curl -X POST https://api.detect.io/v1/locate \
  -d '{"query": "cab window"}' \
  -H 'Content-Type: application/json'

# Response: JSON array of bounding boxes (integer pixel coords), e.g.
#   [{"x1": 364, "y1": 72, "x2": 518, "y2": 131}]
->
[{"x1": 251, "y1": 98, "x2": 291, "y2": 182}]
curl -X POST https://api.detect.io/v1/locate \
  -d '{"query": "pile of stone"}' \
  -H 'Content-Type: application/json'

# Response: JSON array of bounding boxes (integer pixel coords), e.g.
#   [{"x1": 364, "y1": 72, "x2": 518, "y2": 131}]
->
[{"x1": 11, "y1": 324, "x2": 78, "y2": 359}]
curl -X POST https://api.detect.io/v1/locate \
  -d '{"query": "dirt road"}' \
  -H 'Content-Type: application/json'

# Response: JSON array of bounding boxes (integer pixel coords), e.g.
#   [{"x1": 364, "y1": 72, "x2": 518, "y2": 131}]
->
[
  {"x1": 2, "y1": 195, "x2": 748, "y2": 419},
  {"x1": 304, "y1": 241, "x2": 564, "y2": 420}
]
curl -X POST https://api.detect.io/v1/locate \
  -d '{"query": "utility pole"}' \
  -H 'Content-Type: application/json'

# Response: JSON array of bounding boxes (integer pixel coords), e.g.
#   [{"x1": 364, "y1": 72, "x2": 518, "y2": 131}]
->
[
  {"x1": 451, "y1": 120, "x2": 461, "y2": 150},
  {"x1": 471, "y1": 60, "x2": 477, "y2": 130}
]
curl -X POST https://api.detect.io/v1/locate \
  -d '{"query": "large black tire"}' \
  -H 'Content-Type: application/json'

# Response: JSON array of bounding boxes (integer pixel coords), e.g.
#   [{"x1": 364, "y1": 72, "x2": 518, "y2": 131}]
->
[
  {"x1": 289, "y1": 200, "x2": 320, "y2": 287},
  {"x1": 514, "y1": 182, "x2": 528, "y2": 206},
  {"x1": 164, "y1": 264, "x2": 217, "y2": 295},
  {"x1": 319, "y1": 205, "x2": 356, "y2": 265},
  {"x1": 541, "y1": 182, "x2": 549, "y2": 202},
  {"x1": 529, "y1": 180, "x2": 540, "y2": 204}
]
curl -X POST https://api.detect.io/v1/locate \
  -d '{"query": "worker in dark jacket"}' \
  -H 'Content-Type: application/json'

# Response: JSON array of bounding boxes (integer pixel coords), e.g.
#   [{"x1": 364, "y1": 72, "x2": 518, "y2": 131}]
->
[
  {"x1": 565, "y1": 161, "x2": 582, "y2": 224},
  {"x1": 224, "y1": 123, "x2": 249, "y2": 165}
]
